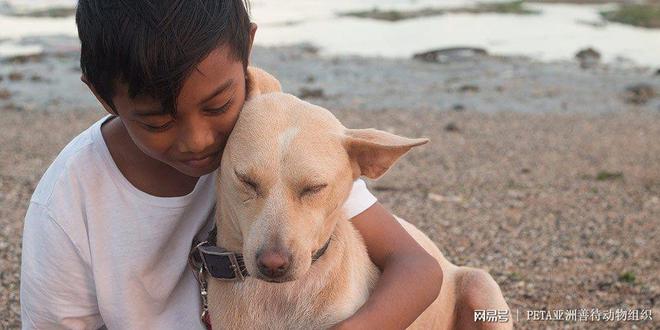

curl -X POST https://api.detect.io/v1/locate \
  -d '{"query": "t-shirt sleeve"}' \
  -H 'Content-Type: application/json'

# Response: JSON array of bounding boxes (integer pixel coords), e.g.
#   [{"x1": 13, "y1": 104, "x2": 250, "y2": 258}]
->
[
  {"x1": 342, "y1": 178, "x2": 378, "y2": 219},
  {"x1": 20, "y1": 202, "x2": 104, "y2": 330}
]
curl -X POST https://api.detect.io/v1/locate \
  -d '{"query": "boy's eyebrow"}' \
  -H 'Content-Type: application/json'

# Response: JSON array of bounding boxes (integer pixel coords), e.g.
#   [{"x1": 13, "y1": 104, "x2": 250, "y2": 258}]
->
[
  {"x1": 133, "y1": 109, "x2": 168, "y2": 117},
  {"x1": 198, "y1": 78, "x2": 234, "y2": 106}
]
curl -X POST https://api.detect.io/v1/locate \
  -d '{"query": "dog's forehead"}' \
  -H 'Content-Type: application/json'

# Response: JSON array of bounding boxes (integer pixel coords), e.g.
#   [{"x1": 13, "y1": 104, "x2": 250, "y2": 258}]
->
[
  {"x1": 236, "y1": 93, "x2": 342, "y2": 143},
  {"x1": 243, "y1": 93, "x2": 341, "y2": 127},
  {"x1": 227, "y1": 93, "x2": 346, "y2": 165}
]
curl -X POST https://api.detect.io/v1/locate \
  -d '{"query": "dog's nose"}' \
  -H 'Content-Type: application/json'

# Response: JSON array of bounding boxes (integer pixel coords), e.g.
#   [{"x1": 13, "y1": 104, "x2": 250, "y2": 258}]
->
[{"x1": 256, "y1": 250, "x2": 290, "y2": 279}]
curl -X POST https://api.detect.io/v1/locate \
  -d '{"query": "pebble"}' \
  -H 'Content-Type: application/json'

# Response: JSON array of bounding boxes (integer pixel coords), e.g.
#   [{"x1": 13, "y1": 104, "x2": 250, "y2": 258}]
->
[
  {"x1": 575, "y1": 47, "x2": 601, "y2": 69},
  {"x1": 298, "y1": 87, "x2": 325, "y2": 99},
  {"x1": 0, "y1": 89, "x2": 11, "y2": 100},
  {"x1": 624, "y1": 83, "x2": 656, "y2": 105},
  {"x1": 8, "y1": 72, "x2": 23, "y2": 81},
  {"x1": 444, "y1": 122, "x2": 460, "y2": 132},
  {"x1": 412, "y1": 47, "x2": 488, "y2": 63}
]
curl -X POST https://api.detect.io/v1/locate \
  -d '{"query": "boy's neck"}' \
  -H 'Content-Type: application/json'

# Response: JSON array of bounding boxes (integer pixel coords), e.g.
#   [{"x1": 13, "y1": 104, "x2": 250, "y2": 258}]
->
[{"x1": 101, "y1": 116, "x2": 200, "y2": 197}]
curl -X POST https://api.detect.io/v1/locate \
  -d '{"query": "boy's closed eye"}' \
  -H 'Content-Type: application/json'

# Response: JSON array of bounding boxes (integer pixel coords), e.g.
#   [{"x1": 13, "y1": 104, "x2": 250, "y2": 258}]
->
[
  {"x1": 135, "y1": 97, "x2": 235, "y2": 132},
  {"x1": 130, "y1": 77, "x2": 239, "y2": 132}
]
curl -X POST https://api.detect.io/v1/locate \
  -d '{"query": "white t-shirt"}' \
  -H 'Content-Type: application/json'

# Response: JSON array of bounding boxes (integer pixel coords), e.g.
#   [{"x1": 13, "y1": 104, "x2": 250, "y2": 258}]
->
[{"x1": 20, "y1": 115, "x2": 377, "y2": 330}]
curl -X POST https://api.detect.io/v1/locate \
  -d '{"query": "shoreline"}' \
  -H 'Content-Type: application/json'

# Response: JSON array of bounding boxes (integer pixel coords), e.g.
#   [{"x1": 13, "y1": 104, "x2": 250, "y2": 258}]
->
[{"x1": 1, "y1": 44, "x2": 659, "y2": 114}]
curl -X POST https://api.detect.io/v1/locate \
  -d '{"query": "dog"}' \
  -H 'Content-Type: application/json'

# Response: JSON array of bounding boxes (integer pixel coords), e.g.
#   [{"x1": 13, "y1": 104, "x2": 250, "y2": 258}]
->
[{"x1": 206, "y1": 67, "x2": 512, "y2": 329}]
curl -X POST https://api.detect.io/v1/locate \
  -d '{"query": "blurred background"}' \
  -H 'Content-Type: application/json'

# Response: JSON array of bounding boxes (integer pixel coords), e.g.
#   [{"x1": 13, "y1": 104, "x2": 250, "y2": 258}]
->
[{"x1": 1, "y1": 1, "x2": 659, "y2": 329}]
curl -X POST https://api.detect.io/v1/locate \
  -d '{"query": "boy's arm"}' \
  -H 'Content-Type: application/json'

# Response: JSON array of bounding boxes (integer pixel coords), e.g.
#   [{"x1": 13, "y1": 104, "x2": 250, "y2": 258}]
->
[
  {"x1": 334, "y1": 202, "x2": 443, "y2": 330},
  {"x1": 20, "y1": 202, "x2": 104, "y2": 330}
]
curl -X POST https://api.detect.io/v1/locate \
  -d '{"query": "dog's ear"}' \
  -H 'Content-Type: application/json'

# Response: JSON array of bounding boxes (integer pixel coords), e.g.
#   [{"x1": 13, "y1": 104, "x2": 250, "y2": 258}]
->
[
  {"x1": 246, "y1": 66, "x2": 282, "y2": 100},
  {"x1": 343, "y1": 128, "x2": 429, "y2": 180}
]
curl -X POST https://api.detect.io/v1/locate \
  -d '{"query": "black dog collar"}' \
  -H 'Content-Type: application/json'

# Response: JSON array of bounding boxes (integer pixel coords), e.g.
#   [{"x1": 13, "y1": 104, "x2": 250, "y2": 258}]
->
[{"x1": 189, "y1": 225, "x2": 331, "y2": 281}]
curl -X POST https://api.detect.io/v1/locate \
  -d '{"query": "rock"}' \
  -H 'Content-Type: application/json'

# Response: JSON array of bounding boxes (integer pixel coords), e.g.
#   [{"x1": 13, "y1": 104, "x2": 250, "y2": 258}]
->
[
  {"x1": 575, "y1": 47, "x2": 600, "y2": 60},
  {"x1": 8, "y1": 72, "x2": 24, "y2": 81},
  {"x1": 575, "y1": 47, "x2": 601, "y2": 69},
  {"x1": 458, "y1": 84, "x2": 480, "y2": 93},
  {"x1": 413, "y1": 47, "x2": 488, "y2": 64},
  {"x1": 299, "y1": 43, "x2": 319, "y2": 55},
  {"x1": 507, "y1": 190, "x2": 525, "y2": 200},
  {"x1": 11, "y1": 7, "x2": 76, "y2": 18},
  {"x1": 444, "y1": 122, "x2": 460, "y2": 132},
  {"x1": 3, "y1": 53, "x2": 45, "y2": 64},
  {"x1": 0, "y1": 89, "x2": 11, "y2": 100},
  {"x1": 624, "y1": 83, "x2": 655, "y2": 105},
  {"x1": 655, "y1": 68, "x2": 660, "y2": 76},
  {"x1": 340, "y1": 8, "x2": 446, "y2": 22},
  {"x1": 427, "y1": 193, "x2": 463, "y2": 203},
  {"x1": 298, "y1": 87, "x2": 325, "y2": 99},
  {"x1": 4, "y1": 102, "x2": 22, "y2": 111},
  {"x1": 372, "y1": 185, "x2": 400, "y2": 191},
  {"x1": 595, "y1": 171, "x2": 623, "y2": 181}
]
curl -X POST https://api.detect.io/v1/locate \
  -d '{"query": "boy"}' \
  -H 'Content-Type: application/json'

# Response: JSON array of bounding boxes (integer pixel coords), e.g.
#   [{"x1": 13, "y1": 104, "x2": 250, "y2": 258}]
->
[{"x1": 20, "y1": 1, "x2": 445, "y2": 329}]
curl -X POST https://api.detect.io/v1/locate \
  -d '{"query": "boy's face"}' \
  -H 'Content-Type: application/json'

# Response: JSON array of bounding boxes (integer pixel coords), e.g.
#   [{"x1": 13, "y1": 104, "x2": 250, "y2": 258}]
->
[
  {"x1": 86, "y1": 26, "x2": 256, "y2": 178},
  {"x1": 111, "y1": 46, "x2": 247, "y2": 177}
]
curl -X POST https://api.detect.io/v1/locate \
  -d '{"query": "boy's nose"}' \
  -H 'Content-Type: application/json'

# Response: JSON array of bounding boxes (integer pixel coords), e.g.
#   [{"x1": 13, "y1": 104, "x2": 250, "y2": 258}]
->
[{"x1": 177, "y1": 123, "x2": 215, "y2": 154}]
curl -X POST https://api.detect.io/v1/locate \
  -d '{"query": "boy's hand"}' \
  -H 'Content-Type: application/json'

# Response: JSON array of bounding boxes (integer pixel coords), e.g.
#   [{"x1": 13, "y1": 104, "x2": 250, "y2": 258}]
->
[{"x1": 341, "y1": 202, "x2": 443, "y2": 329}]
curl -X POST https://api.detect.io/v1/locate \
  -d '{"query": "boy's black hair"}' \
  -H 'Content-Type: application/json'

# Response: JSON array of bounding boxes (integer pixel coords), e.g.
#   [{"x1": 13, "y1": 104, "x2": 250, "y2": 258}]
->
[{"x1": 76, "y1": 0, "x2": 251, "y2": 114}]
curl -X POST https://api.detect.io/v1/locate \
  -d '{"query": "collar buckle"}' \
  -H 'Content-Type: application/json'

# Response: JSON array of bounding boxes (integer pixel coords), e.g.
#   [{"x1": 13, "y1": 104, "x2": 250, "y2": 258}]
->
[{"x1": 198, "y1": 245, "x2": 246, "y2": 281}]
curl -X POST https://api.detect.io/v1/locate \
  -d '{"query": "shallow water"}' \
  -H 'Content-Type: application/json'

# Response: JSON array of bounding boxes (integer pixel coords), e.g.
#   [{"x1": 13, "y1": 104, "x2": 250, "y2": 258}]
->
[
  {"x1": 1, "y1": 0, "x2": 659, "y2": 67},
  {"x1": 1, "y1": 44, "x2": 658, "y2": 115}
]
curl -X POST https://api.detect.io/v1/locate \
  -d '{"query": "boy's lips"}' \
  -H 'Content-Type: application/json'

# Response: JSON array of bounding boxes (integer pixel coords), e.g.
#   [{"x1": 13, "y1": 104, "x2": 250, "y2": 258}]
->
[{"x1": 182, "y1": 150, "x2": 220, "y2": 168}]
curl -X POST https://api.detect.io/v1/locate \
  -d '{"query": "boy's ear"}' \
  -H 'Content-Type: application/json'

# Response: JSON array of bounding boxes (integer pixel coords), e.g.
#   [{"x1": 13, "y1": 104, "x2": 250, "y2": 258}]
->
[
  {"x1": 343, "y1": 128, "x2": 429, "y2": 180},
  {"x1": 80, "y1": 74, "x2": 117, "y2": 115},
  {"x1": 246, "y1": 66, "x2": 282, "y2": 100},
  {"x1": 247, "y1": 23, "x2": 257, "y2": 57}
]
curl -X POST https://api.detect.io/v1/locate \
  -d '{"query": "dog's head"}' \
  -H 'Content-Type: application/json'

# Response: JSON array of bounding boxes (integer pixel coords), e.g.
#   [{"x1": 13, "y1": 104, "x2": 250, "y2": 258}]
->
[{"x1": 217, "y1": 67, "x2": 428, "y2": 282}]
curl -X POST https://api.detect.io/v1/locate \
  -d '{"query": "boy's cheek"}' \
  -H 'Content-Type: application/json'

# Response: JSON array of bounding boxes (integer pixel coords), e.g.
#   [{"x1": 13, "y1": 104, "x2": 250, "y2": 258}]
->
[{"x1": 129, "y1": 130, "x2": 176, "y2": 160}]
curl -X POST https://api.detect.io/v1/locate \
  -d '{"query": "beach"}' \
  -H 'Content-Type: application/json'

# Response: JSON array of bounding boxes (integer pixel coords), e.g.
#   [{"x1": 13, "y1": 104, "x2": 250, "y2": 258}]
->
[{"x1": 1, "y1": 43, "x2": 659, "y2": 328}]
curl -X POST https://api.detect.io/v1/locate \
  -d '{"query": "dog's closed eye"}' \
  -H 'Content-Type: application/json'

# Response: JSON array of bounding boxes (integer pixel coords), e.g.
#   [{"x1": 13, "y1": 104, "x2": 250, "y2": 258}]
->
[
  {"x1": 235, "y1": 170, "x2": 259, "y2": 195},
  {"x1": 301, "y1": 184, "x2": 327, "y2": 197}
]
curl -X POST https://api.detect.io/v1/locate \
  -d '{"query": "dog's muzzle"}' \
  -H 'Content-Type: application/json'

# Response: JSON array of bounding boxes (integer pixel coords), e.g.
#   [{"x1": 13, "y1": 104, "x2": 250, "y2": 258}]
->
[{"x1": 189, "y1": 225, "x2": 332, "y2": 281}]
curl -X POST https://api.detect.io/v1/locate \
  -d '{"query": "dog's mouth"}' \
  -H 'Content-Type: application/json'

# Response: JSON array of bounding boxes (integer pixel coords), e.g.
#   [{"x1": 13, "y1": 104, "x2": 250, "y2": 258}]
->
[{"x1": 255, "y1": 273, "x2": 295, "y2": 283}]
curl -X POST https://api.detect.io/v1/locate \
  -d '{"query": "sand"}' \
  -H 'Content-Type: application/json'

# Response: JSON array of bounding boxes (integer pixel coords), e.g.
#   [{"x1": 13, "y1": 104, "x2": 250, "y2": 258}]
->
[{"x1": 1, "y1": 45, "x2": 659, "y2": 329}]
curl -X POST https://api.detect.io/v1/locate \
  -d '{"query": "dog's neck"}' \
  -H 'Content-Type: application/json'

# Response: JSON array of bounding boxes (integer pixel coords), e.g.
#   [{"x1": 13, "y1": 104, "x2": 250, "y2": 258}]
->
[{"x1": 214, "y1": 192, "x2": 246, "y2": 251}]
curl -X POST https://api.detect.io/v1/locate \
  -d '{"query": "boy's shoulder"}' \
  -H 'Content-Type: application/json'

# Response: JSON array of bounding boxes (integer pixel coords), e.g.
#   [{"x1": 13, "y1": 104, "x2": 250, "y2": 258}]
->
[{"x1": 31, "y1": 115, "x2": 110, "y2": 207}]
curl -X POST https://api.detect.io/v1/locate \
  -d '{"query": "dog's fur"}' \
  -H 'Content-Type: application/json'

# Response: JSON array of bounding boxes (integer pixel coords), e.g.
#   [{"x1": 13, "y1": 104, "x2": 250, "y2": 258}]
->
[{"x1": 207, "y1": 67, "x2": 512, "y2": 329}]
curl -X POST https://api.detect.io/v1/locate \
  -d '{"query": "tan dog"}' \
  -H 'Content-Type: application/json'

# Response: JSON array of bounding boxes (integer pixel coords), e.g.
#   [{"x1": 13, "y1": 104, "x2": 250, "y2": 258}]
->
[{"x1": 207, "y1": 67, "x2": 512, "y2": 329}]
